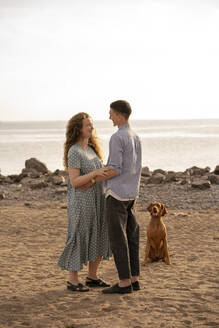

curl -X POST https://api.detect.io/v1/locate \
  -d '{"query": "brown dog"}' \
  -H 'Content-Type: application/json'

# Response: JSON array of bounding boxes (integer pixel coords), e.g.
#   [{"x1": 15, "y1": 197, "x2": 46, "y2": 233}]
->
[{"x1": 142, "y1": 202, "x2": 171, "y2": 265}]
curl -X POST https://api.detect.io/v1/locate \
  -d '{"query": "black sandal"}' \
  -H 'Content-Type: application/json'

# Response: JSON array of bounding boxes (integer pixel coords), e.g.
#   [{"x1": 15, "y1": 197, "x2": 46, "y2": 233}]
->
[
  {"x1": 67, "y1": 281, "x2": 89, "y2": 292},
  {"x1": 85, "y1": 277, "x2": 110, "y2": 288}
]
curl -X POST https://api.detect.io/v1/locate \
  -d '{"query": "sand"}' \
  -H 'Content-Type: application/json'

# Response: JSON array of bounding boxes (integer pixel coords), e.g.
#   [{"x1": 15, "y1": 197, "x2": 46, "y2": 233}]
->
[{"x1": 0, "y1": 200, "x2": 219, "y2": 328}]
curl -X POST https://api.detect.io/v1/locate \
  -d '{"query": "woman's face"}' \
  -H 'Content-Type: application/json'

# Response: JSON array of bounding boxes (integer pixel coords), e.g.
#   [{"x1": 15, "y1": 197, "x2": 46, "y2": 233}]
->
[{"x1": 80, "y1": 117, "x2": 94, "y2": 139}]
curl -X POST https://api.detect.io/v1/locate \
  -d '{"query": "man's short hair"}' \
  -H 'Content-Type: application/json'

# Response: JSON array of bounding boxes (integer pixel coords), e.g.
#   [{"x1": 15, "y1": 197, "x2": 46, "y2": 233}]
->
[{"x1": 110, "y1": 100, "x2": 132, "y2": 119}]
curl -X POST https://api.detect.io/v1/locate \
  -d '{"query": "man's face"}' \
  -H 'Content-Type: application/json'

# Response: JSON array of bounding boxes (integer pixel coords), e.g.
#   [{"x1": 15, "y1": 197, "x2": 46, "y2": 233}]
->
[{"x1": 109, "y1": 108, "x2": 120, "y2": 126}]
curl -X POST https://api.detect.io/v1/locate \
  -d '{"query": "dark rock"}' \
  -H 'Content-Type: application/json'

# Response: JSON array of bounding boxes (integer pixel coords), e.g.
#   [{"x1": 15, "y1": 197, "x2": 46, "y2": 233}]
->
[
  {"x1": 3, "y1": 177, "x2": 13, "y2": 184},
  {"x1": 186, "y1": 166, "x2": 210, "y2": 176},
  {"x1": 140, "y1": 176, "x2": 150, "y2": 185},
  {"x1": 148, "y1": 173, "x2": 166, "y2": 184},
  {"x1": 0, "y1": 191, "x2": 6, "y2": 200},
  {"x1": 25, "y1": 158, "x2": 48, "y2": 174},
  {"x1": 51, "y1": 169, "x2": 68, "y2": 177},
  {"x1": 29, "y1": 181, "x2": 48, "y2": 189},
  {"x1": 24, "y1": 202, "x2": 32, "y2": 207},
  {"x1": 214, "y1": 165, "x2": 219, "y2": 175},
  {"x1": 180, "y1": 179, "x2": 189, "y2": 185},
  {"x1": 22, "y1": 168, "x2": 41, "y2": 178},
  {"x1": 191, "y1": 180, "x2": 211, "y2": 190},
  {"x1": 166, "y1": 171, "x2": 177, "y2": 182},
  {"x1": 152, "y1": 169, "x2": 166, "y2": 176},
  {"x1": 141, "y1": 166, "x2": 151, "y2": 177},
  {"x1": 51, "y1": 176, "x2": 65, "y2": 185},
  {"x1": 208, "y1": 174, "x2": 219, "y2": 184},
  {"x1": 0, "y1": 174, "x2": 6, "y2": 184},
  {"x1": 8, "y1": 174, "x2": 26, "y2": 183}
]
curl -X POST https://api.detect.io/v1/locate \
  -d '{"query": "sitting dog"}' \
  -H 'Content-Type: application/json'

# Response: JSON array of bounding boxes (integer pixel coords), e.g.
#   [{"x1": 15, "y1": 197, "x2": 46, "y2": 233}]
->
[{"x1": 142, "y1": 202, "x2": 171, "y2": 265}]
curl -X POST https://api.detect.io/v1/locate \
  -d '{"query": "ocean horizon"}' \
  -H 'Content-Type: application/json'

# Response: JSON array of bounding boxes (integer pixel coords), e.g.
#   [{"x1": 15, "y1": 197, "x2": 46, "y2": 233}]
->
[{"x1": 0, "y1": 119, "x2": 219, "y2": 176}]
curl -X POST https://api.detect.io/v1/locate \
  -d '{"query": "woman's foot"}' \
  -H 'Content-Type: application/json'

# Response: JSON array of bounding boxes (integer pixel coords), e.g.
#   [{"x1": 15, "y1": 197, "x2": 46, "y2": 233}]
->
[{"x1": 67, "y1": 281, "x2": 89, "y2": 292}]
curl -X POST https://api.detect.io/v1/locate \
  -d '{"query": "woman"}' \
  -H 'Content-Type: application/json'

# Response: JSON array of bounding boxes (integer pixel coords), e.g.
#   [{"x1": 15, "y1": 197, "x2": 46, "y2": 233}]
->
[{"x1": 58, "y1": 112, "x2": 111, "y2": 292}]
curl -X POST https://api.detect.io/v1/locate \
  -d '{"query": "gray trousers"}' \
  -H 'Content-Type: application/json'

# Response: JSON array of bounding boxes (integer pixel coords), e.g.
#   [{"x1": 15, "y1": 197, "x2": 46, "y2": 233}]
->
[{"x1": 106, "y1": 195, "x2": 140, "y2": 280}]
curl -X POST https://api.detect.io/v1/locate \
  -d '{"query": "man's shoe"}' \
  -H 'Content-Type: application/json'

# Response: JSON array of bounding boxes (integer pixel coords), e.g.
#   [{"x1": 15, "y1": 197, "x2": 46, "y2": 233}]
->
[
  {"x1": 102, "y1": 283, "x2": 132, "y2": 294},
  {"x1": 132, "y1": 281, "x2": 140, "y2": 291}
]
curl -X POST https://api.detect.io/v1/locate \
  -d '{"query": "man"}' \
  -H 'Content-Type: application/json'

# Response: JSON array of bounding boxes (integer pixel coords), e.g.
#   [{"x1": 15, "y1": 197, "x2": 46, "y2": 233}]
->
[{"x1": 102, "y1": 100, "x2": 142, "y2": 294}]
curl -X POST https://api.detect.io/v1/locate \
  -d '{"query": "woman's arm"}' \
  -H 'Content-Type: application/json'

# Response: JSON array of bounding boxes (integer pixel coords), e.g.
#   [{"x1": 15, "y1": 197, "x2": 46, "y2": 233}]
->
[
  {"x1": 68, "y1": 167, "x2": 109, "y2": 188},
  {"x1": 76, "y1": 169, "x2": 118, "y2": 190},
  {"x1": 94, "y1": 169, "x2": 118, "y2": 182}
]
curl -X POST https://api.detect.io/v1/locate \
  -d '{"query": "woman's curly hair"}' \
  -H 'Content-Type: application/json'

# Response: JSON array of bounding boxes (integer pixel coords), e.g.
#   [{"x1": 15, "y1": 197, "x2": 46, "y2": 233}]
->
[{"x1": 63, "y1": 112, "x2": 103, "y2": 170}]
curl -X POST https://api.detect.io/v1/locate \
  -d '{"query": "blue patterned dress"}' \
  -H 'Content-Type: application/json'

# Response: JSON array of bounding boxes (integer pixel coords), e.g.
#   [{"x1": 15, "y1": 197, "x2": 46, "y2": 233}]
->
[{"x1": 58, "y1": 144, "x2": 111, "y2": 271}]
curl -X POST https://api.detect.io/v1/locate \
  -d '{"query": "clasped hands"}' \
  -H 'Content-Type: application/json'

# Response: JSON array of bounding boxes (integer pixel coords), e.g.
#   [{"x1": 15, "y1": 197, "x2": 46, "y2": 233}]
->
[{"x1": 76, "y1": 167, "x2": 112, "y2": 190}]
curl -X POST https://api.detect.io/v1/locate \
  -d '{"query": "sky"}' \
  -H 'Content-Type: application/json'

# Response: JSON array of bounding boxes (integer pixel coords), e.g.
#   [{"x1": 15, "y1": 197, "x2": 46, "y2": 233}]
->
[{"x1": 0, "y1": 0, "x2": 219, "y2": 121}]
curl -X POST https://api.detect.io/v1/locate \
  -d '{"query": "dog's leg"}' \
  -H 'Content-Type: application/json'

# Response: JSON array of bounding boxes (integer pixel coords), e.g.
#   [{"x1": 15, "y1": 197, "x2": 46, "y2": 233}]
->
[{"x1": 163, "y1": 238, "x2": 171, "y2": 265}]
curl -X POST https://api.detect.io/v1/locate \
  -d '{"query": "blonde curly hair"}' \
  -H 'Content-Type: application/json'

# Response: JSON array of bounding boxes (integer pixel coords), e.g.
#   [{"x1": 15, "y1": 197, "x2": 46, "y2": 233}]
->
[{"x1": 63, "y1": 112, "x2": 103, "y2": 170}]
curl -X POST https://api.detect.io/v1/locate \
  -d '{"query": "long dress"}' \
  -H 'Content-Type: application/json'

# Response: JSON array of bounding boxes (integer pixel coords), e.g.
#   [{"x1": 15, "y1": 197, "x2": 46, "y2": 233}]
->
[{"x1": 58, "y1": 144, "x2": 111, "y2": 271}]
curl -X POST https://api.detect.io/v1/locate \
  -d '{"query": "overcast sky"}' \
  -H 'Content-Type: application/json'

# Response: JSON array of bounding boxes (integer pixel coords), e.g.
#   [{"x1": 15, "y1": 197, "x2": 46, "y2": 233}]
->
[{"x1": 0, "y1": 0, "x2": 219, "y2": 121}]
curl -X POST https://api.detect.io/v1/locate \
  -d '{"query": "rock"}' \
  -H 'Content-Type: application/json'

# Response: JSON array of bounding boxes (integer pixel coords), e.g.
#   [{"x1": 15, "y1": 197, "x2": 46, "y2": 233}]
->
[
  {"x1": 29, "y1": 181, "x2": 48, "y2": 189},
  {"x1": 152, "y1": 169, "x2": 166, "y2": 176},
  {"x1": 8, "y1": 174, "x2": 26, "y2": 183},
  {"x1": 214, "y1": 165, "x2": 219, "y2": 175},
  {"x1": 22, "y1": 168, "x2": 41, "y2": 178},
  {"x1": 191, "y1": 180, "x2": 211, "y2": 190},
  {"x1": 21, "y1": 177, "x2": 35, "y2": 185},
  {"x1": 3, "y1": 177, "x2": 13, "y2": 184},
  {"x1": 24, "y1": 202, "x2": 32, "y2": 207},
  {"x1": 141, "y1": 166, "x2": 151, "y2": 177},
  {"x1": 208, "y1": 174, "x2": 219, "y2": 184},
  {"x1": 186, "y1": 166, "x2": 210, "y2": 176},
  {"x1": 51, "y1": 176, "x2": 65, "y2": 185},
  {"x1": 140, "y1": 176, "x2": 150, "y2": 185},
  {"x1": 0, "y1": 175, "x2": 5, "y2": 184},
  {"x1": 148, "y1": 173, "x2": 166, "y2": 184},
  {"x1": 180, "y1": 178, "x2": 190, "y2": 185},
  {"x1": 0, "y1": 191, "x2": 6, "y2": 200},
  {"x1": 166, "y1": 171, "x2": 177, "y2": 182},
  {"x1": 55, "y1": 187, "x2": 67, "y2": 194},
  {"x1": 176, "y1": 213, "x2": 188, "y2": 218},
  {"x1": 51, "y1": 169, "x2": 68, "y2": 177},
  {"x1": 25, "y1": 158, "x2": 48, "y2": 174}
]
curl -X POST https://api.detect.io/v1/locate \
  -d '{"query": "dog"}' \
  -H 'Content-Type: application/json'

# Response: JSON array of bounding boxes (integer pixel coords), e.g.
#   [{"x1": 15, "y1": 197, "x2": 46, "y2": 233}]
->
[{"x1": 142, "y1": 202, "x2": 171, "y2": 265}]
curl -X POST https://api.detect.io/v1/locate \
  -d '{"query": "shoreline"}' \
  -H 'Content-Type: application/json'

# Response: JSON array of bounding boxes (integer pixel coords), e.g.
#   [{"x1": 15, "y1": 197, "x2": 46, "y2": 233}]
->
[{"x1": 1, "y1": 158, "x2": 219, "y2": 210}]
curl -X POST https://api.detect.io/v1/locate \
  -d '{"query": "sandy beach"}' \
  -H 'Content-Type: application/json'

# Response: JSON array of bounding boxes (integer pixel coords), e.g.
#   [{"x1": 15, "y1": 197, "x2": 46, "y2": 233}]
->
[{"x1": 0, "y1": 194, "x2": 219, "y2": 327}]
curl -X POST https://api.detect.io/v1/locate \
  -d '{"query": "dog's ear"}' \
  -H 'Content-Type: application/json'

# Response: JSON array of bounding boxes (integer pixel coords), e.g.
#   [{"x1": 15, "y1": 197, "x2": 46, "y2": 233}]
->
[
  {"x1": 161, "y1": 204, "x2": 167, "y2": 216},
  {"x1": 147, "y1": 203, "x2": 153, "y2": 213}
]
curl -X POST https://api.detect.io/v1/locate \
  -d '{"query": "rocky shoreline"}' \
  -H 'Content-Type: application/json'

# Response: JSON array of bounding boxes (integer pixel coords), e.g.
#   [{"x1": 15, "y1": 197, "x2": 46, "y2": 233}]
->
[{"x1": 1, "y1": 157, "x2": 219, "y2": 210}]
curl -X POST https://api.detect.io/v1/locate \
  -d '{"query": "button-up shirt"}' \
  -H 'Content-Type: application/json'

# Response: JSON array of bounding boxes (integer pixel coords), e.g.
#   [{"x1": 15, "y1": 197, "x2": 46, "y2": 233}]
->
[{"x1": 105, "y1": 123, "x2": 142, "y2": 200}]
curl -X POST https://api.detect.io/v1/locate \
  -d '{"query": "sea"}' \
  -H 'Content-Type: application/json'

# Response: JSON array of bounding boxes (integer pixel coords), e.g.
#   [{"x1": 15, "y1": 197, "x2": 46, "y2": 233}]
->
[{"x1": 0, "y1": 119, "x2": 219, "y2": 176}]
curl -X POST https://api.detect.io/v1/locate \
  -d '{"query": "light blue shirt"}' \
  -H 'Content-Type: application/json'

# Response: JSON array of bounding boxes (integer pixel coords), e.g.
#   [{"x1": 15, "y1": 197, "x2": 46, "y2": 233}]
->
[{"x1": 105, "y1": 123, "x2": 142, "y2": 200}]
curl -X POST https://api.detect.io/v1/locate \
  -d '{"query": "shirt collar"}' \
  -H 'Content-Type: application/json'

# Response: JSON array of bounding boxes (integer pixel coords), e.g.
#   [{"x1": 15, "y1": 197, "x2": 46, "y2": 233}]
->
[{"x1": 118, "y1": 123, "x2": 130, "y2": 130}]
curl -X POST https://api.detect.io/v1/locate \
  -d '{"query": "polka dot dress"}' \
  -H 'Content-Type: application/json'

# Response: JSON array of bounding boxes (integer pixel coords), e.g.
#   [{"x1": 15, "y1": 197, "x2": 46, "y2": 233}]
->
[{"x1": 58, "y1": 144, "x2": 111, "y2": 271}]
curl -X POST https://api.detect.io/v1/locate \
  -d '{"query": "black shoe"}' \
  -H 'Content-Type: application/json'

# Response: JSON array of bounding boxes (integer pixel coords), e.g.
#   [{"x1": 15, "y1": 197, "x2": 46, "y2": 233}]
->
[
  {"x1": 86, "y1": 277, "x2": 110, "y2": 288},
  {"x1": 132, "y1": 281, "x2": 140, "y2": 291},
  {"x1": 67, "y1": 281, "x2": 89, "y2": 292},
  {"x1": 102, "y1": 283, "x2": 133, "y2": 294}
]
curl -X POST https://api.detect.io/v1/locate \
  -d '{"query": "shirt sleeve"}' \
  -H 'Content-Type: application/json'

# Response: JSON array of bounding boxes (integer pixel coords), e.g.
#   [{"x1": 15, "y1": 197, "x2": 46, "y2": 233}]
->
[
  {"x1": 106, "y1": 134, "x2": 123, "y2": 174},
  {"x1": 67, "y1": 147, "x2": 81, "y2": 169}
]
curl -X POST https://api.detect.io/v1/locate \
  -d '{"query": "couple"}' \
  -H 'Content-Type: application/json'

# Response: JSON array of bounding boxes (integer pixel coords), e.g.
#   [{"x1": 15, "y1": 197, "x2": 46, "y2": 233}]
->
[{"x1": 58, "y1": 100, "x2": 142, "y2": 294}]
